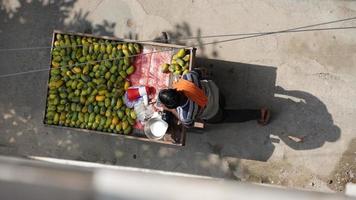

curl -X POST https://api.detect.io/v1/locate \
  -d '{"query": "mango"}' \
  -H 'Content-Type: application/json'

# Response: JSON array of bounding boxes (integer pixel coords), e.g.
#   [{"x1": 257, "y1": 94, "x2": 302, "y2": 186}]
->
[
  {"x1": 126, "y1": 65, "x2": 135, "y2": 75},
  {"x1": 123, "y1": 126, "x2": 132, "y2": 135},
  {"x1": 183, "y1": 54, "x2": 190, "y2": 62},
  {"x1": 161, "y1": 63, "x2": 170, "y2": 73},
  {"x1": 95, "y1": 95, "x2": 105, "y2": 102},
  {"x1": 176, "y1": 49, "x2": 186, "y2": 58}
]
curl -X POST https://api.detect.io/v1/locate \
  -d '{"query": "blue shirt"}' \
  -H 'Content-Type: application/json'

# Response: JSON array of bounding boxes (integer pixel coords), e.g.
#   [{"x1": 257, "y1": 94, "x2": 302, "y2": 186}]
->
[{"x1": 176, "y1": 71, "x2": 202, "y2": 127}]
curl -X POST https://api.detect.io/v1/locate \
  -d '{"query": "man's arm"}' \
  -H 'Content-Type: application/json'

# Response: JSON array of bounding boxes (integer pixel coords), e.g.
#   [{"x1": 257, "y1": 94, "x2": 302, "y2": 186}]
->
[
  {"x1": 163, "y1": 107, "x2": 193, "y2": 127},
  {"x1": 163, "y1": 107, "x2": 179, "y2": 119}
]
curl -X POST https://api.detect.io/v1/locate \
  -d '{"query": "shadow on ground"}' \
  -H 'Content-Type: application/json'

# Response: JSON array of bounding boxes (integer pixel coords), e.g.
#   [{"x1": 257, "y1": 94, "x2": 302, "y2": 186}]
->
[{"x1": 195, "y1": 58, "x2": 341, "y2": 161}]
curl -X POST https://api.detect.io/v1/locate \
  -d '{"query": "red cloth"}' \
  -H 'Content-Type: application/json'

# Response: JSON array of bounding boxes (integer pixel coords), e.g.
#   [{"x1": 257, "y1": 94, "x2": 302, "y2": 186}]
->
[{"x1": 127, "y1": 86, "x2": 150, "y2": 101}]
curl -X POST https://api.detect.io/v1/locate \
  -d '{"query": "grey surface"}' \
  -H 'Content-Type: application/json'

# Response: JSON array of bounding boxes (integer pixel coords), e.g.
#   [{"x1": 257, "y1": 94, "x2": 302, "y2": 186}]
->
[{"x1": 0, "y1": 0, "x2": 355, "y2": 192}]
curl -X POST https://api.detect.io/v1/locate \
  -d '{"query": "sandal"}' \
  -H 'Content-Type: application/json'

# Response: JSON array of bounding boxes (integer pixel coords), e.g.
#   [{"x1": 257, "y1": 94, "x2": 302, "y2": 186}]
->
[{"x1": 258, "y1": 107, "x2": 271, "y2": 126}]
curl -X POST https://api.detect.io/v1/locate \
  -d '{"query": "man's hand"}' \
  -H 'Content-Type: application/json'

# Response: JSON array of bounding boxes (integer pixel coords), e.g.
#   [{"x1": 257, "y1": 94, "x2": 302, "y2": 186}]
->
[{"x1": 161, "y1": 105, "x2": 179, "y2": 120}]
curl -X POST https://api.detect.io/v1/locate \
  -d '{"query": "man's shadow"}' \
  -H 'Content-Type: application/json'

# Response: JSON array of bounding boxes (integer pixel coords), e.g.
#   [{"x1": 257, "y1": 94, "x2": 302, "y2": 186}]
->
[{"x1": 194, "y1": 58, "x2": 341, "y2": 161}]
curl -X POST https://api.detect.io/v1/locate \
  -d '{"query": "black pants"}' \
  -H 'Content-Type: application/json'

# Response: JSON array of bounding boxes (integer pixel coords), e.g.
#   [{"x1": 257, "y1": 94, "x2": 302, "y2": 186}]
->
[{"x1": 205, "y1": 95, "x2": 260, "y2": 123}]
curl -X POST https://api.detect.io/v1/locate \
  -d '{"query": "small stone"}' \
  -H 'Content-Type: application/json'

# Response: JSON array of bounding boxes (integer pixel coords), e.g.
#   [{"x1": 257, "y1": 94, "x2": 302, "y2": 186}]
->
[{"x1": 9, "y1": 137, "x2": 15, "y2": 143}]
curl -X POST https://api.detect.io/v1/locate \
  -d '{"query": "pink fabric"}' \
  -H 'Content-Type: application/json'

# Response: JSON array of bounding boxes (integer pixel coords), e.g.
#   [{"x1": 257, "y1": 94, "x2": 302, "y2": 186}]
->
[
  {"x1": 129, "y1": 47, "x2": 173, "y2": 130},
  {"x1": 130, "y1": 47, "x2": 172, "y2": 94}
]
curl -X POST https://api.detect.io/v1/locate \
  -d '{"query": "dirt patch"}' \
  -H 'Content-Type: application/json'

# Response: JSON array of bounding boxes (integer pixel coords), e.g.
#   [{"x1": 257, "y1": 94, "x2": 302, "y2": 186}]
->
[{"x1": 327, "y1": 139, "x2": 356, "y2": 192}]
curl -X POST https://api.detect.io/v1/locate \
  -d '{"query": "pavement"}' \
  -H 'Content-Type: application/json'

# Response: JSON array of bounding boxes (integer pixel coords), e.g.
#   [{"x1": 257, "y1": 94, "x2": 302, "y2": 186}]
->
[{"x1": 0, "y1": 0, "x2": 355, "y2": 193}]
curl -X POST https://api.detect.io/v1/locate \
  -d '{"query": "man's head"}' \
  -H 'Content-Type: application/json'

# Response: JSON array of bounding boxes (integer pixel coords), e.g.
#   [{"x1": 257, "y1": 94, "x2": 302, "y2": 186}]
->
[{"x1": 158, "y1": 89, "x2": 187, "y2": 109}]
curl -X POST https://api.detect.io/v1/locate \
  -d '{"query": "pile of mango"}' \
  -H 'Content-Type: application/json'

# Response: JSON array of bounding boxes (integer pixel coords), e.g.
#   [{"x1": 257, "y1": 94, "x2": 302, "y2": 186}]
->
[
  {"x1": 161, "y1": 49, "x2": 190, "y2": 75},
  {"x1": 45, "y1": 33, "x2": 141, "y2": 135}
]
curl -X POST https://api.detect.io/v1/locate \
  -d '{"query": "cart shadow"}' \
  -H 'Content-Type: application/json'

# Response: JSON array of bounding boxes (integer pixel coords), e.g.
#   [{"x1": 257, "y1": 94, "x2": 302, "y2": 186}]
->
[{"x1": 192, "y1": 58, "x2": 341, "y2": 161}]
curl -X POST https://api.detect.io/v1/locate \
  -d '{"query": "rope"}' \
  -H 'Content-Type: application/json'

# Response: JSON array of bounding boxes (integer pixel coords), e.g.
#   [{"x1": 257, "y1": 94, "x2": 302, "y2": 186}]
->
[
  {"x1": 1, "y1": 16, "x2": 356, "y2": 52},
  {"x1": 0, "y1": 48, "x2": 174, "y2": 78},
  {"x1": 1, "y1": 17, "x2": 356, "y2": 78}
]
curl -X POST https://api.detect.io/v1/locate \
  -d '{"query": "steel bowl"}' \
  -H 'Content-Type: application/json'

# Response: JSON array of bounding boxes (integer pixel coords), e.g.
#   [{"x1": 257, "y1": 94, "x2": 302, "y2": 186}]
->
[{"x1": 144, "y1": 117, "x2": 168, "y2": 140}]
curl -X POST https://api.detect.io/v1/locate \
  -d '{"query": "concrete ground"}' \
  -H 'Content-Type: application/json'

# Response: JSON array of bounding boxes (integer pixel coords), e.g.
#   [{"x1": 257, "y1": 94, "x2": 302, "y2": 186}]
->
[{"x1": 0, "y1": 0, "x2": 355, "y2": 193}]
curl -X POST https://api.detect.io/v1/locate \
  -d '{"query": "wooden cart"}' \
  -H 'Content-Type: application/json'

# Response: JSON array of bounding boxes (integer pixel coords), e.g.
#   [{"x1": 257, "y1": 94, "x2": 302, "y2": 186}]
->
[{"x1": 44, "y1": 30, "x2": 196, "y2": 146}]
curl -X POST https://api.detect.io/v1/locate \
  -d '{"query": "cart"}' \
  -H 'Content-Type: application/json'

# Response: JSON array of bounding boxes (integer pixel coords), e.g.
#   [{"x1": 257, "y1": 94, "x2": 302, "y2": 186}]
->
[{"x1": 44, "y1": 30, "x2": 196, "y2": 146}]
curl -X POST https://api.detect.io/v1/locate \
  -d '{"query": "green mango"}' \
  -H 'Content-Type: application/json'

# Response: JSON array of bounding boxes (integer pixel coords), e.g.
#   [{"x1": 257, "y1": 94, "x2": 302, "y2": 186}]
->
[
  {"x1": 92, "y1": 122, "x2": 99, "y2": 129},
  {"x1": 94, "y1": 105, "x2": 100, "y2": 114},
  {"x1": 74, "y1": 89, "x2": 80, "y2": 96},
  {"x1": 182, "y1": 69, "x2": 189, "y2": 75},
  {"x1": 53, "y1": 113, "x2": 60, "y2": 125},
  {"x1": 52, "y1": 55, "x2": 61, "y2": 62},
  {"x1": 75, "y1": 104, "x2": 82, "y2": 112},
  {"x1": 80, "y1": 95, "x2": 86, "y2": 104},
  {"x1": 88, "y1": 104, "x2": 94, "y2": 113},
  {"x1": 106, "y1": 44, "x2": 112, "y2": 54},
  {"x1": 183, "y1": 54, "x2": 190, "y2": 62},
  {"x1": 130, "y1": 110, "x2": 137, "y2": 119},
  {"x1": 105, "y1": 108, "x2": 112, "y2": 117},
  {"x1": 128, "y1": 43, "x2": 136, "y2": 54},
  {"x1": 119, "y1": 71, "x2": 127, "y2": 78},
  {"x1": 99, "y1": 116, "x2": 106, "y2": 126},
  {"x1": 95, "y1": 114, "x2": 101, "y2": 124},
  {"x1": 122, "y1": 121, "x2": 129, "y2": 130},
  {"x1": 81, "y1": 105, "x2": 88, "y2": 113},
  {"x1": 176, "y1": 49, "x2": 186, "y2": 58},
  {"x1": 126, "y1": 65, "x2": 135, "y2": 75},
  {"x1": 59, "y1": 112, "x2": 66, "y2": 122},
  {"x1": 82, "y1": 65, "x2": 90, "y2": 74},
  {"x1": 79, "y1": 56, "x2": 86, "y2": 63},
  {"x1": 71, "y1": 112, "x2": 78, "y2": 121},
  {"x1": 123, "y1": 126, "x2": 132, "y2": 135},
  {"x1": 123, "y1": 49, "x2": 130, "y2": 57},
  {"x1": 100, "y1": 44, "x2": 106, "y2": 53},
  {"x1": 174, "y1": 70, "x2": 182, "y2": 75},
  {"x1": 115, "y1": 123, "x2": 122, "y2": 132},
  {"x1": 127, "y1": 116, "x2": 135, "y2": 126},
  {"x1": 91, "y1": 89, "x2": 98, "y2": 96},
  {"x1": 89, "y1": 113, "x2": 95, "y2": 123},
  {"x1": 57, "y1": 105, "x2": 65, "y2": 112},
  {"x1": 109, "y1": 124, "x2": 115, "y2": 131},
  {"x1": 110, "y1": 74, "x2": 117, "y2": 82},
  {"x1": 98, "y1": 101, "x2": 105, "y2": 107},
  {"x1": 119, "y1": 59, "x2": 125, "y2": 68},
  {"x1": 49, "y1": 80, "x2": 63, "y2": 89},
  {"x1": 46, "y1": 111, "x2": 55, "y2": 120},
  {"x1": 104, "y1": 98, "x2": 110, "y2": 108},
  {"x1": 80, "y1": 123, "x2": 86, "y2": 129},
  {"x1": 104, "y1": 117, "x2": 112, "y2": 128},
  {"x1": 88, "y1": 95, "x2": 95, "y2": 103},
  {"x1": 77, "y1": 82, "x2": 84, "y2": 89},
  {"x1": 100, "y1": 106, "x2": 106, "y2": 115},
  {"x1": 78, "y1": 112, "x2": 84, "y2": 122},
  {"x1": 161, "y1": 63, "x2": 170, "y2": 73},
  {"x1": 133, "y1": 43, "x2": 141, "y2": 54},
  {"x1": 110, "y1": 65, "x2": 118, "y2": 74},
  {"x1": 56, "y1": 34, "x2": 62, "y2": 40},
  {"x1": 71, "y1": 80, "x2": 78, "y2": 90},
  {"x1": 176, "y1": 58, "x2": 185, "y2": 67},
  {"x1": 117, "y1": 110, "x2": 124, "y2": 119},
  {"x1": 104, "y1": 71, "x2": 111, "y2": 80},
  {"x1": 60, "y1": 99, "x2": 67, "y2": 105},
  {"x1": 94, "y1": 43, "x2": 99, "y2": 53},
  {"x1": 168, "y1": 64, "x2": 176, "y2": 72}
]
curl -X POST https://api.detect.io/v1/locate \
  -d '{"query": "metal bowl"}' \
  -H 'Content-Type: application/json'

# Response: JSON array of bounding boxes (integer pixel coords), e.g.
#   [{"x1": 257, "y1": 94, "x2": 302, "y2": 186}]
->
[{"x1": 144, "y1": 117, "x2": 168, "y2": 140}]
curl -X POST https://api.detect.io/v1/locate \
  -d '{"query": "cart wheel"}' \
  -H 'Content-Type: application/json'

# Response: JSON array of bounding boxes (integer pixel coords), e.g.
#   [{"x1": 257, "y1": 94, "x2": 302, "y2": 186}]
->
[{"x1": 194, "y1": 67, "x2": 212, "y2": 80}]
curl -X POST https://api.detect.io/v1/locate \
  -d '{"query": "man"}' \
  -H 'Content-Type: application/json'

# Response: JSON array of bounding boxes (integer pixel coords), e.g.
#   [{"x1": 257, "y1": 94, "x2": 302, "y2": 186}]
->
[{"x1": 158, "y1": 69, "x2": 270, "y2": 127}]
